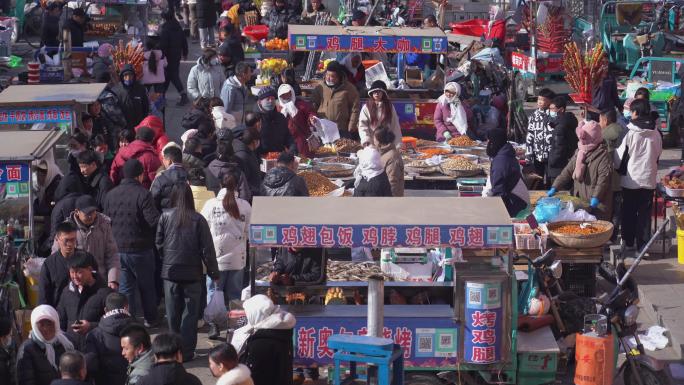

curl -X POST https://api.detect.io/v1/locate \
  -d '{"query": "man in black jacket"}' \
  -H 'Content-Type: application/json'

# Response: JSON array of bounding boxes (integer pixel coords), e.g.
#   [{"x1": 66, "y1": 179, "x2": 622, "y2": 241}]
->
[
  {"x1": 57, "y1": 252, "x2": 113, "y2": 348},
  {"x1": 53, "y1": 351, "x2": 90, "y2": 385},
  {"x1": 138, "y1": 333, "x2": 201, "y2": 385},
  {"x1": 271, "y1": 247, "x2": 324, "y2": 285},
  {"x1": 84, "y1": 293, "x2": 134, "y2": 385},
  {"x1": 55, "y1": 150, "x2": 113, "y2": 210},
  {"x1": 151, "y1": 146, "x2": 188, "y2": 211},
  {"x1": 113, "y1": 65, "x2": 149, "y2": 131},
  {"x1": 104, "y1": 159, "x2": 160, "y2": 327},
  {"x1": 261, "y1": 152, "x2": 308, "y2": 197},
  {"x1": 546, "y1": 96, "x2": 579, "y2": 185},
  {"x1": 65, "y1": 8, "x2": 87, "y2": 47},
  {"x1": 49, "y1": 191, "x2": 83, "y2": 244},
  {"x1": 39, "y1": 223, "x2": 97, "y2": 307},
  {"x1": 159, "y1": 10, "x2": 189, "y2": 106}
]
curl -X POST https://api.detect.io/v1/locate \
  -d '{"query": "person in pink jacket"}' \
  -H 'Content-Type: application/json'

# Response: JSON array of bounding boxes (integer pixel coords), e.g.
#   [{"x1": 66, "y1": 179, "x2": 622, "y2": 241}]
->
[
  {"x1": 141, "y1": 40, "x2": 167, "y2": 93},
  {"x1": 434, "y1": 82, "x2": 469, "y2": 142}
]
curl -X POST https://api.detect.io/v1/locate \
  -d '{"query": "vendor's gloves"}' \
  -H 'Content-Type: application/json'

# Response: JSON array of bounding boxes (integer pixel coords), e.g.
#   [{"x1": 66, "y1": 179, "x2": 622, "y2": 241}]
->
[
  {"x1": 443, "y1": 132, "x2": 452, "y2": 141},
  {"x1": 590, "y1": 197, "x2": 600, "y2": 208},
  {"x1": 546, "y1": 187, "x2": 556, "y2": 197}
]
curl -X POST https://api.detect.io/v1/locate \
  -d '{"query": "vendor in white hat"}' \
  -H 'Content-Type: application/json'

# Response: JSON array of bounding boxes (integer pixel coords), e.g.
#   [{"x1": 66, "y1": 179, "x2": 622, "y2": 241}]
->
[{"x1": 358, "y1": 80, "x2": 402, "y2": 148}]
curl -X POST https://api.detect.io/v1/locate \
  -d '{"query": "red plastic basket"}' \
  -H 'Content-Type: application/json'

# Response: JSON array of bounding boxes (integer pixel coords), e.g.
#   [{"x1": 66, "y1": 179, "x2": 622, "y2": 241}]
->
[
  {"x1": 450, "y1": 19, "x2": 488, "y2": 37},
  {"x1": 243, "y1": 25, "x2": 269, "y2": 42}
]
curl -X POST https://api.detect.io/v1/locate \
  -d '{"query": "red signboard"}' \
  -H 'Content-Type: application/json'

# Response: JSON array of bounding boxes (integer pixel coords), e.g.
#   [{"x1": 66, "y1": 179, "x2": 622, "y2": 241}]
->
[{"x1": 511, "y1": 52, "x2": 535, "y2": 74}]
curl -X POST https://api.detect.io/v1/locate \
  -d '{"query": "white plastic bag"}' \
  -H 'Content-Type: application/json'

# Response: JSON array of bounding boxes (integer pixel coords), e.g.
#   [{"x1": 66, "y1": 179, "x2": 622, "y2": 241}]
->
[
  {"x1": 628, "y1": 325, "x2": 669, "y2": 351},
  {"x1": 204, "y1": 290, "x2": 228, "y2": 325},
  {"x1": 23, "y1": 257, "x2": 45, "y2": 278},
  {"x1": 551, "y1": 202, "x2": 597, "y2": 222}
]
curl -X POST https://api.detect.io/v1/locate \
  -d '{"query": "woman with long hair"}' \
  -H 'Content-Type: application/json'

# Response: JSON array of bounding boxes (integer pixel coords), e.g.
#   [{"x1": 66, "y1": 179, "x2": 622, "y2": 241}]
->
[
  {"x1": 156, "y1": 183, "x2": 219, "y2": 362},
  {"x1": 142, "y1": 39, "x2": 167, "y2": 93},
  {"x1": 358, "y1": 80, "x2": 402, "y2": 148},
  {"x1": 201, "y1": 173, "x2": 251, "y2": 339}
]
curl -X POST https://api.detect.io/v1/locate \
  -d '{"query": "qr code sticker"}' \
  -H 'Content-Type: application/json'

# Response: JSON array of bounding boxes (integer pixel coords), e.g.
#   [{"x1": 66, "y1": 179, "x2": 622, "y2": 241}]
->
[
  {"x1": 439, "y1": 334, "x2": 453, "y2": 349},
  {"x1": 418, "y1": 336, "x2": 433, "y2": 353},
  {"x1": 488, "y1": 288, "x2": 498, "y2": 301},
  {"x1": 469, "y1": 289, "x2": 481, "y2": 305}
]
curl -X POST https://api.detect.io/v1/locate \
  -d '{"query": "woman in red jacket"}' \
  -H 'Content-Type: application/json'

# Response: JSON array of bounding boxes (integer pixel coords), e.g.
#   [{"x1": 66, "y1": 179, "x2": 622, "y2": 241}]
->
[{"x1": 277, "y1": 84, "x2": 315, "y2": 157}]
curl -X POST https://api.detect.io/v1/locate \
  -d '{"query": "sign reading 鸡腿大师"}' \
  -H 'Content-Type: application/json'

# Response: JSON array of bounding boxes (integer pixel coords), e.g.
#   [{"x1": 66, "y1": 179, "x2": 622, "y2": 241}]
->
[
  {"x1": 0, "y1": 107, "x2": 73, "y2": 125},
  {"x1": 250, "y1": 224, "x2": 513, "y2": 248},
  {"x1": 289, "y1": 34, "x2": 448, "y2": 54}
]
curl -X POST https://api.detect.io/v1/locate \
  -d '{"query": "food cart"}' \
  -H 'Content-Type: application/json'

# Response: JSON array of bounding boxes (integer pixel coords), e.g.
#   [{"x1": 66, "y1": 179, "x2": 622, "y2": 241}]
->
[
  {"x1": 0, "y1": 129, "x2": 64, "y2": 246},
  {"x1": 248, "y1": 196, "x2": 560, "y2": 384},
  {"x1": 287, "y1": 25, "x2": 448, "y2": 139}
]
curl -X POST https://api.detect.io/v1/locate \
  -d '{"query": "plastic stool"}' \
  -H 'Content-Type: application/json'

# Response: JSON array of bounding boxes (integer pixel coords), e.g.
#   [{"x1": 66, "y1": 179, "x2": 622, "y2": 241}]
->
[{"x1": 328, "y1": 334, "x2": 404, "y2": 385}]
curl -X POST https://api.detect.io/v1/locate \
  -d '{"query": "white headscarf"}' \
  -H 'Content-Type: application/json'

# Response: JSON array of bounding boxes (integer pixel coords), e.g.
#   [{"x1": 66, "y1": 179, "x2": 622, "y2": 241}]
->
[
  {"x1": 437, "y1": 82, "x2": 468, "y2": 136},
  {"x1": 230, "y1": 295, "x2": 296, "y2": 355},
  {"x1": 341, "y1": 53, "x2": 361, "y2": 77},
  {"x1": 181, "y1": 129, "x2": 198, "y2": 151},
  {"x1": 277, "y1": 84, "x2": 298, "y2": 119},
  {"x1": 357, "y1": 146, "x2": 384, "y2": 180},
  {"x1": 30, "y1": 305, "x2": 74, "y2": 370},
  {"x1": 32, "y1": 150, "x2": 63, "y2": 203}
]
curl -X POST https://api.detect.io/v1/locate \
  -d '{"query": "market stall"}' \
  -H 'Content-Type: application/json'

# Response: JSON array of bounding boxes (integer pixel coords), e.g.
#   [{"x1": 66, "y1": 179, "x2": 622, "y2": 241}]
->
[
  {"x1": 248, "y1": 196, "x2": 560, "y2": 384},
  {"x1": 287, "y1": 25, "x2": 448, "y2": 138},
  {"x1": 0, "y1": 129, "x2": 64, "y2": 246}
]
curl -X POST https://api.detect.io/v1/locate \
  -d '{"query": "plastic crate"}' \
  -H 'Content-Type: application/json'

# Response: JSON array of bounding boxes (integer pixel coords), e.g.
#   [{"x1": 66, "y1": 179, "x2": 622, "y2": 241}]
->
[
  {"x1": 513, "y1": 223, "x2": 548, "y2": 250},
  {"x1": 561, "y1": 263, "x2": 597, "y2": 297}
]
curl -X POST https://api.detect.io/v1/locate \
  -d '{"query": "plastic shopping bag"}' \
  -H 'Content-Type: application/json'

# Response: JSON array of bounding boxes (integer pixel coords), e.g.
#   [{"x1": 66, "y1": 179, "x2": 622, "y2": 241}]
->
[{"x1": 204, "y1": 290, "x2": 228, "y2": 326}]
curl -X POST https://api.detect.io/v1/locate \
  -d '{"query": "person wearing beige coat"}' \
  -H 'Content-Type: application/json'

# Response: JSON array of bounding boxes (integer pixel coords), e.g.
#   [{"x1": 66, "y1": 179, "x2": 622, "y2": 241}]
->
[
  {"x1": 375, "y1": 129, "x2": 404, "y2": 197},
  {"x1": 311, "y1": 61, "x2": 361, "y2": 138}
]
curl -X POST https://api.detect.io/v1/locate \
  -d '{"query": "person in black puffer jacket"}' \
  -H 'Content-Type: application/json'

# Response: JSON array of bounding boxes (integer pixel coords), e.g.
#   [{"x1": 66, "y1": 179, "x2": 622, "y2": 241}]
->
[
  {"x1": 487, "y1": 128, "x2": 530, "y2": 217},
  {"x1": 158, "y1": 10, "x2": 189, "y2": 106},
  {"x1": 151, "y1": 146, "x2": 188, "y2": 211},
  {"x1": 17, "y1": 305, "x2": 75, "y2": 385},
  {"x1": 271, "y1": 247, "x2": 325, "y2": 285},
  {"x1": 156, "y1": 184, "x2": 218, "y2": 361},
  {"x1": 233, "y1": 119, "x2": 263, "y2": 196},
  {"x1": 546, "y1": 96, "x2": 579, "y2": 185},
  {"x1": 112, "y1": 65, "x2": 149, "y2": 131},
  {"x1": 261, "y1": 153, "x2": 308, "y2": 197},
  {"x1": 138, "y1": 333, "x2": 202, "y2": 385},
  {"x1": 256, "y1": 87, "x2": 295, "y2": 156},
  {"x1": 353, "y1": 147, "x2": 392, "y2": 197},
  {"x1": 205, "y1": 131, "x2": 252, "y2": 201},
  {"x1": 0, "y1": 316, "x2": 16, "y2": 385},
  {"x1": 57, "y1": 254, "x2": 113, "y2": 349},
  {"x1": 84, "y1": 293, "x2": 134, "y2": 385}
]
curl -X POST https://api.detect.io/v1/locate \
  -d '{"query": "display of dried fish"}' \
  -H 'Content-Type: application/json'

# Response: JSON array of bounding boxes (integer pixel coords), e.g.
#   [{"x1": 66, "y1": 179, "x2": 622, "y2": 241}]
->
[
  {"x1": 255, "y1": 260, "x2": 395, "y2": 282},
  {"x1": 327, "y1": 261, "x2": 394, "y2": 281}
]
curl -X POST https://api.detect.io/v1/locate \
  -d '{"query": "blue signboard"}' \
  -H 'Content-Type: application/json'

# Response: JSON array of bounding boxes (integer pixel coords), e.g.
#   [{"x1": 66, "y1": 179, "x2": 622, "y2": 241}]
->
[
  {"x1": 289, "y1": 34, "x2": 448, "y2": 54},
  {"x1": 0, "y1": 163, "x2": 29, "y2": 183},
  {"x1": 293, "y1": 316, "x2": 458, "y2": 368},
  {"x1": 0, "y1": 107, "x2": 72, "y2": 125},
  {"x1": 464, "y1": 281, "x2": 503, "y2": 364},
  {"x1": 250, "y1": 224, "x2": 513, "y2": 248}
]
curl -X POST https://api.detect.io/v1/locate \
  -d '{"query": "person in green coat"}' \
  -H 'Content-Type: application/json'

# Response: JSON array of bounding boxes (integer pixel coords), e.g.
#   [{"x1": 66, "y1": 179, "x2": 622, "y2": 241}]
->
[
  {"x1": 548, "y1": 120, "x2": 614, "y2": 221},
  {"x1": 600, "y1": 108, "x2": 626, "y2": 237}
]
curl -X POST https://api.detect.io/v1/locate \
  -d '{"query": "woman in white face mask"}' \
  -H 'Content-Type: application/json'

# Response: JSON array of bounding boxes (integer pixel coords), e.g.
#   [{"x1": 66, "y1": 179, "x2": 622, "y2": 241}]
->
[
  {"x1": 277, "y1": 84, "x2": 316, "y2": 157},
  {"x1": 17, "y1": 304, "x2": 75, "y2": 385}
]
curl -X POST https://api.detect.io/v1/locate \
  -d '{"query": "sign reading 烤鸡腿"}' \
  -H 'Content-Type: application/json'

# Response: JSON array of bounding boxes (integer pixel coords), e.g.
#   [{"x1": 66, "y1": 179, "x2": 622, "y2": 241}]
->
[
  {"x1": 290, "y1": 34, "x2": 447, "y2": 54},
  {"x1": 249, "y1": 224, "x2": 513, "y2": 248},
  {"x1": 0, "y1": 107, "x2": 72, "y2": 125}
]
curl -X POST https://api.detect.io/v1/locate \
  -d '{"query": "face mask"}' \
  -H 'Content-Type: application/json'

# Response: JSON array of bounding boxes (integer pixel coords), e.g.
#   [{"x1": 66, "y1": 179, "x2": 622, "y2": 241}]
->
[
  {"x1": 325, "y1": 80, "x2": 337, "y2": 88},
  {"x1": 210, "y1": 57, "x2": 220, "y2": 66},
  {"x1": 32, "y1": 172, "x2": 40, "y2": 189},
  {"x1": 260, "y1": 100, "x2": 275, "y2": 111},
  {"x1": 549, "y1": 111, "x2": 558, "y2": 118},
  {"x1": 623, "y1": 111, "x2": 631, "y2": 119},
  {"x1": 123, "y1": 79, "x2": 133, "y2": 87}
]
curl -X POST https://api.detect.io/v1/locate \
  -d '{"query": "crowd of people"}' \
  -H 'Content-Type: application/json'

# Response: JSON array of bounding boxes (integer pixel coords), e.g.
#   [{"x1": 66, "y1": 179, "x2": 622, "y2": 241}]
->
[{"x1": 9, "y1": 0, "x2": 675, "y2": 384}]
